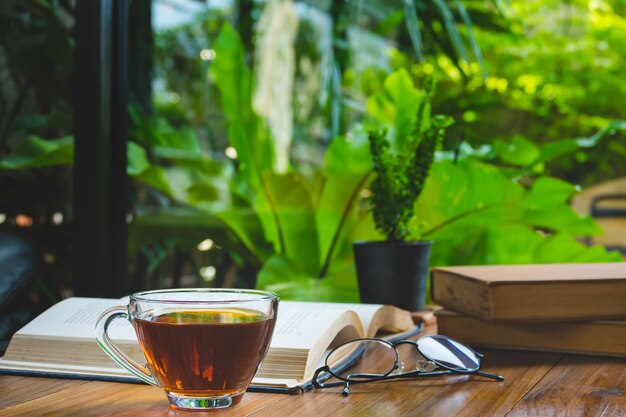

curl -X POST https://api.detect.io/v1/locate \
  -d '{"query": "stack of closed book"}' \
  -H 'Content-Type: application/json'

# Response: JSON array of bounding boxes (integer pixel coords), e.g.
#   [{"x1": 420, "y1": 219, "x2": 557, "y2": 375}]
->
[{"x1": 430, "y1": 263, "x2": 626, "y2": 357}]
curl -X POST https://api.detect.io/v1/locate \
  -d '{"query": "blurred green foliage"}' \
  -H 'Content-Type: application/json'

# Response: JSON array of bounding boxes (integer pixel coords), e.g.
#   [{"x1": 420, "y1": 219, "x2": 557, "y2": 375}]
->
[
  {"x1": 417, "y1": 0, "x2": 626, "y2": 185},
  {"x1": 1, "y1": 1, "x2": 624, "y2": 301},
  {"x1": 127, "y1": 26, "x2": 621, "y2": 301}
]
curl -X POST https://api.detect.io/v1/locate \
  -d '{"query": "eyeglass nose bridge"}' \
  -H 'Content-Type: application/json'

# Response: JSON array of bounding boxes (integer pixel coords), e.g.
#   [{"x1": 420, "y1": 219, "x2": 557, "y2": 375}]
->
[
  {"x1": 393, "y1": 339, "x2": 433, "y2": 372},
  {"x1": 416, "y1": 359, "x2": 437, "y2": 372}
]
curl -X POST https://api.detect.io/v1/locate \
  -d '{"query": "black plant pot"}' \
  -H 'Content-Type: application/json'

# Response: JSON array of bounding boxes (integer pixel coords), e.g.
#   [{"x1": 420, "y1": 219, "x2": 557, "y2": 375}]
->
[{"x1": 353, "y1": 240, "x2": 432, "y2": 312}]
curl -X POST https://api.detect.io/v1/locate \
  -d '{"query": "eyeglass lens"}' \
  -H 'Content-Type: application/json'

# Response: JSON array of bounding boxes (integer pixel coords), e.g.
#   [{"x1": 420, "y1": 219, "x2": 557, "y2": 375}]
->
[
  {"x1": 416, "y1": 335, "x2": 480, "y2": 372},
  {"x1": 325, "y1": 339, "x2": 397, "y2": 382}
]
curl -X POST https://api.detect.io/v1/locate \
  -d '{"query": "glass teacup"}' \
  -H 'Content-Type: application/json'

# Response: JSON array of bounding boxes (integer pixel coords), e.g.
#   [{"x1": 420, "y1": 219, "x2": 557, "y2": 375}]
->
[{"x1": 95, "y1": 288, "x2": 279, "y2": 410}]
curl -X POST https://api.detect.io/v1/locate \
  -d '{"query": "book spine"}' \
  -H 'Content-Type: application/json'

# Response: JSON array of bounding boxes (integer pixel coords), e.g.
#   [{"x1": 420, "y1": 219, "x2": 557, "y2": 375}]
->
[
  {"x1": 431, "y1": 272, "x2": 492, "y2": 321},
  {"x1": 437, "y1": 314, "x2": 626, "y2": 357}
]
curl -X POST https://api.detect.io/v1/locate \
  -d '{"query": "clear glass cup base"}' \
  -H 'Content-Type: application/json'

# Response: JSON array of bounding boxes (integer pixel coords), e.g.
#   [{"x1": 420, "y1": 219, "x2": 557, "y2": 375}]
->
[{"x1": 166, "y1": 391, "x2": 245, "y2": 410}]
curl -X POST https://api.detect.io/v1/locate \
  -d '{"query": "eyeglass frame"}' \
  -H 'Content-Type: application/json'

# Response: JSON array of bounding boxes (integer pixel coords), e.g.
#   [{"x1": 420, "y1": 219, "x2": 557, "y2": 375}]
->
[{"x1": 311, "y1": 335, "x2": 504, "y2": 395}]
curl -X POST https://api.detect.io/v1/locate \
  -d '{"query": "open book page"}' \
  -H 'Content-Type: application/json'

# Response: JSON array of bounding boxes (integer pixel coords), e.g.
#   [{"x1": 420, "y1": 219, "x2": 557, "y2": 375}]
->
[
  {"x1": 256, "y1": 301, "x2": 364, "y2": 381},
  {"x1": 280, "y1": 302, "x2": 413, "y2": 337},
  {"x1": 270, "y1": 301, "x2": 366, "y2": 349},
  {"x1": 328, "y1": 303, "x2": 402, "y2": 336},
  {"x1": 14, "y1": 298, "x2": 134, "y2": 342}
]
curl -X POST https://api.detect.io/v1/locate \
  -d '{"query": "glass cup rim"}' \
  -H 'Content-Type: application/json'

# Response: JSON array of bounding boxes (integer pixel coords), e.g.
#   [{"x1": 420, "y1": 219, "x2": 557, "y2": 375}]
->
[{"x1": 130, "y1": 288, "x2": 279, "y2": 304}]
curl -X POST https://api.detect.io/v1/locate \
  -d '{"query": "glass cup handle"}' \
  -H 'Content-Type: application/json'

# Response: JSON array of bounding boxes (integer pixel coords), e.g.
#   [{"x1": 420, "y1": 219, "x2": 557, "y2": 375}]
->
[{"x1": 95, "y1": 305, "x2": 158, "y2": 386}]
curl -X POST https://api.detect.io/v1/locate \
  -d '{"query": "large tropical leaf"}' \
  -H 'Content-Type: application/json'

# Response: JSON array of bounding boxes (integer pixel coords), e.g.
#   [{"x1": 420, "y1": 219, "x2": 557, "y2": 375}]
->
[
  {"x1": 254, "y1": 172, "x2": 320, "y2": 275},
  {"x1": 413, "y1": 159, "x2": 619, "y2": 267},
  {"x1": 210, "y1": 23, "x2": 274, "y2": 190},
  {"x1": 316, "y1": 128, "x2": 373, "y2": 274},
  {"x1": 256, "y1": 255, "x2": 360, "y2": 302},
  {"x1": 522, "y1": 177, "x2": 601, "y2": 235}
]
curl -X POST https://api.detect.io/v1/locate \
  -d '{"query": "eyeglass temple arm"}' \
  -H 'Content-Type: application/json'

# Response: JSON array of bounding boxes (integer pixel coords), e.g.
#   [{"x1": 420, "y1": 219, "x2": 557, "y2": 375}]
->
[
  {"x1": 378, "y1": 368, "x2": 504, "y2": 382},
  {"x1": 474, "y1": 370, "x2": 504, "y2": 381},
  {"x1": 400, "y1": 369, "x2": 504, "y2": 382},
  {"x1": 312, "y1": 366, "x2": 372, "y2": 390}
]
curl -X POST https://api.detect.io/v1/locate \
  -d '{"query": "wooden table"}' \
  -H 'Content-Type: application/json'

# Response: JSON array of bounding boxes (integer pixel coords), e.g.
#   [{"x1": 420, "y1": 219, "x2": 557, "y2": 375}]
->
[{"x1": 1, "y1": 327, "x2": 625, "y2": 416}]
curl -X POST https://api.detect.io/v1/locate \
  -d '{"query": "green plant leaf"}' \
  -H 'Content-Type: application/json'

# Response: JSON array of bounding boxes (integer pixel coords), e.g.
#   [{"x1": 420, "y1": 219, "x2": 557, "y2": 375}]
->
[
  {"x1": 534, "y1": 140, "x2": 586, "y2": 166},
  {"x1": 149, "y1": 127, "x2": 204, "y2": 162},
  {"x1": 211, "y1": 23, "x2": 274, "y2": 189},
  {"x1": 133, "y1": 166, "x2": 174, "y2": 196},
  {"x1": 522, "y1": 177, "x2": 602, "y2": 235},
  {"x1": 432, "y1": 0, "x2": 469, "y2": 62},
  {"x1": 128, "y1": 111, "x2": 202, "y2": 154},
  {"x1": 531, "y1": 120, "x2": 626, "y2": 167},
  {"x1": 316, "y1": 171, "x2": 371, "y2": 275},
  {"x1": 401, "y1": 0, "x2": 424, "y2": 62},
  {"x1": 414, "y1": 159, "x2": 618, "y2": 268},
  {"x1": 493, "y1": 136, "x2": 540, "y2": 166},
  {"x1": 524, "y1": 177, "x2": 576, "y2": 208},
  {"x1": 453, "y1": 0, "x2": 486, "y2": 77},
  {"x1": 523, "y1": 206, "x2": 601, "y2": 235},
  {"x1": 127, "y1": 141, "x2": 150, "y2": 176},
  {"x1": 134, "y1": 165, "x2": 222, "y2": 206},
  {"x1": 415, "y1": 159, "x2": 524, "y2": 239},
  {"x1": 317, "y1": 130, "x2": 373, "y2": 273},
  {"x1": 324, "y1": 129, "x2": 372, "y2": 175},
  {"x1": 253, "y1": 173, "x2": 320, "y2": 276},
  {"x1": 0, "y1": 135, "x2": 73, "y2": 169},
  {"x1": 257, "y1": 255, "x2": 359, "y2": 302},
  {"x1": 365, "y1": 69, "x2": 425, "y2": 151},
  {"x1": 212, "y1": 207, "x2": 273, "y2": 263},
  {"x1": 484, "y1": 224, "x2": 541, "y2": 264},
  {"x1": 378, "y1": 10, "x2": 405, "y2": 36},
  {"x1": 128, "y1": 208, "x2": 229, "y2": 253},
  {"x1": 533, "y1": 233, "x2": 623, "y2": 263},
  {"x1": 256, "y1": 255, "x2": 319, "y2": 299}
]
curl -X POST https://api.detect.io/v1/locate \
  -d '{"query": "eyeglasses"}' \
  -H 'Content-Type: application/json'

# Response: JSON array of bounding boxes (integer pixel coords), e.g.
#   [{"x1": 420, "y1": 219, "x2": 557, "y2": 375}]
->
[{"x1": 312, "y1": 335, "x2": 504, "y2": 396}]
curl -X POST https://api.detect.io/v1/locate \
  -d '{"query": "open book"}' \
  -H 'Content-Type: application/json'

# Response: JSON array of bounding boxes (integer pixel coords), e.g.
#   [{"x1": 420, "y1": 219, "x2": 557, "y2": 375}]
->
[{"x1": 0, "y1": 297, "x2": 418, "y2": 393}]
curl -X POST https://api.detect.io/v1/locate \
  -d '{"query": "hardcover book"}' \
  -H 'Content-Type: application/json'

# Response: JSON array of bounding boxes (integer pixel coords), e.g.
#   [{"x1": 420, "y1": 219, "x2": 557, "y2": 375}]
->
[
  {"x1": 435, "y1": 309, "x2": 626, "y2": 357},
  {"x1": 431, "y1": 263, "x2": 626, "y2": 322}
]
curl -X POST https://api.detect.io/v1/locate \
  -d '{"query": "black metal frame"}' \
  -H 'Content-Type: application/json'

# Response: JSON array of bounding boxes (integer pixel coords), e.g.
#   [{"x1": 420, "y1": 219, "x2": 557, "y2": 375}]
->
[{"x1": 73, "y1": 0, "x2": 129, "y2": 297}]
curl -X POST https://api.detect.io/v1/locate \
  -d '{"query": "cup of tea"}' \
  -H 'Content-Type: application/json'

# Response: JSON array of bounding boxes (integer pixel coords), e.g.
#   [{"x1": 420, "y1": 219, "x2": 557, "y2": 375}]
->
[{"x1": 95, "y1": 289, "x2": 279, "y2": 410}]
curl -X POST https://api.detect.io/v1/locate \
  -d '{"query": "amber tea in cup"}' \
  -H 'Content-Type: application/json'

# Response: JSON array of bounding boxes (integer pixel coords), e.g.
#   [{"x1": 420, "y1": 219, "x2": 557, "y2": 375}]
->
[
  {"x1": 135, "y1": 309, "x2": 274, "y2": 398},
  {"x1": 95, "y1": 289, "x2": 279, "y2": 410}
]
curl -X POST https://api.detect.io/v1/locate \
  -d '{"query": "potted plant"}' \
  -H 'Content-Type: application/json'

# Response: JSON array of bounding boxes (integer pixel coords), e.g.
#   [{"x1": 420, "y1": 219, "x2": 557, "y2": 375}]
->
[{"x1": 354, "y1": 77, "x2": 453, "y2": 311}]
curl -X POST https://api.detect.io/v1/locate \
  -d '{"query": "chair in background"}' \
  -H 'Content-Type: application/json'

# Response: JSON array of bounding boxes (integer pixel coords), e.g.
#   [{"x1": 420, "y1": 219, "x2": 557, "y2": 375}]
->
[
  {"x1": 572, "y1": 178, "x2": 626, "y2": 255},
  {"x1": 0, "y1": 232, "x2": 40, "y2": 353}
]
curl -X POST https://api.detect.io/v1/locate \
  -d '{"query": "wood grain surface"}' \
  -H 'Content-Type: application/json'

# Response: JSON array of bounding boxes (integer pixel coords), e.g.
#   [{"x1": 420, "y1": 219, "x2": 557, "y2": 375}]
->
[
  {"x1": 1, "y1": 327, "x2": 625, "y2": 416},
  {"x1": 507, "y1": 355, "x2": 626, "y2": 417}
]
